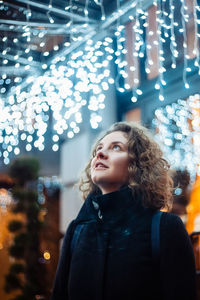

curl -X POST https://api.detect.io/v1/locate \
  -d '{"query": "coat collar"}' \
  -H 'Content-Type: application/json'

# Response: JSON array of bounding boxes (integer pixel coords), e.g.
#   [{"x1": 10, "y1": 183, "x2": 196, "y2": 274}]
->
[{"x1": 75, "y1": 186, "x2": 144, "y2": 226}]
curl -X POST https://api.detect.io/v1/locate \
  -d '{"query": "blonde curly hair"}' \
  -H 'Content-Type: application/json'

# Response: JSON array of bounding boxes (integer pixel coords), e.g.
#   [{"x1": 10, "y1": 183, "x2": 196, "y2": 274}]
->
[{"x1": 79, "y1": 121, "x2": 173, "y2": 210}]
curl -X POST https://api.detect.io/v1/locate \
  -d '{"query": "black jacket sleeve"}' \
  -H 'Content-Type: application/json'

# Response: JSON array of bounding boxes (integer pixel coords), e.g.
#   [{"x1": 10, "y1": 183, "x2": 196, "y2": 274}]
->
[
  {"x1": 51, "y1": 221, "x2": 75, "y2": 300},
  {"x1": 160, "y1": 213, "x2": 197, "y2": 300}
]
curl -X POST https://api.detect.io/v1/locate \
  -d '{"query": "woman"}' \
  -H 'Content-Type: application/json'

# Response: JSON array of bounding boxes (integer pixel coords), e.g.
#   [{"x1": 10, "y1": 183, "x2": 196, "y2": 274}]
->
[{"x1": 51, "y1": 122, "x2": 196, "y2": 300}]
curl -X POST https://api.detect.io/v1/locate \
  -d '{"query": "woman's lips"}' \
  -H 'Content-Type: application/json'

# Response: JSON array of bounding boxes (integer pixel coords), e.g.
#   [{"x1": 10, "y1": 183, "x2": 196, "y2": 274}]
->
[{"x1": 95, "y1": 162, "x2": 108, "y2": 169}]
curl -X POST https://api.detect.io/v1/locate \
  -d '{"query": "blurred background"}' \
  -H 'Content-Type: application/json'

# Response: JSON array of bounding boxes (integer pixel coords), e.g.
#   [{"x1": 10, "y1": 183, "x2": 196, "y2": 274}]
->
[{"x1": 0, "y1": 0, "x2": 200, "y2": 299}]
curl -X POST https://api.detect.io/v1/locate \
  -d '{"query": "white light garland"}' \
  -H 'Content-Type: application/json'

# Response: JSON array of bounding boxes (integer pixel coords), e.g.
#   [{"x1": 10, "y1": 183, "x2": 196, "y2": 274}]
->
[
  {"x1": 153, "y1": 94, "x2": 200, "y2": 180},
  {"x1": 131, "y1": 2, "x2": 147, "y2": 101},
  {"x1": 193, "y1": 1, "x2": 200, "y2": 74},
  {"x1": 127, "y1": 0, "x2": 199, "y2": 101},
  {"x1": 188, "y1": 94, "x2": 200, "y2": 176},
  {"x1": 1, "y1": 0, "x2": 200, "y2": 165},
  {"x1": 0, "y1": 37, "x2": 114, "y2": 164},
  {"x1": 169, "y1": 0, "x2": 178, "y2": 69},
  {"x1": 156, "y1": 0, "x2": 167, "y2": 101},
  {"x1": 180, "y1": 0, "x2": 190, "y2": 89},
  {"x1": 114, "y1": 0, "x2": 127, "y2": 93},
  {"x1": 25, "y1": 3, "x2": 31, "y2": 43}
]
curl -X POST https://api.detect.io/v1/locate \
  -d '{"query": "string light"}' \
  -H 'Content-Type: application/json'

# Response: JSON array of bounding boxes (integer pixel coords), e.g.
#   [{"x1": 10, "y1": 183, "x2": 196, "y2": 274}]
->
[
  {"x1": 47, "y1": 12, "x2": 54, "y2": 24},
  {"x1": 188, "y1": 94, "x2": 200, "y2": 176},
  {"x1": 180, "y1": 0, "x2": 190, "y2": 89},
  {"x1": 47, "y1": 0, "x2": 54, "y2": 24},
  {"x1": 43, "y1": 251, "x2": 51, "y2": 260},
  {"x1": 25, "y1": 3, "x2": 31, "y2": 42},
  {"x1": 193, "y1": 1, "x2": 200, "y2": 75},
  {"x1": 0, "y1": 36, "x2": 114, "y2": 163},
  {"x1": 115, "y1": 0, "x2": 127, "y2": 92},
  {"x1": 129, "y1": 0, "x2": 199, "y2": 103},
  {"x1": 153, "y1": 94, "x2": 200, "y2": 181},
  {"x1": 134, "y1": 2, "x2": 146, "y2": 59},
  {"x1": 1, "y1": 0, "x2": 200, "y2": 165},
  {"x1": 145, "y1": 10, "x2": 152, "y2": 75},
  {"x1": 129, "y1": 2, "x2": 147, "y2": 101},
  {"x1": 169, "y1": 0, "x2": 178, "y2": 69},
  {"x1": 156, "y1": 0, "x2": 166, "y2": 101},
  {"x1": 100, "y1": 0, "x2": 106, "y2": 21}
]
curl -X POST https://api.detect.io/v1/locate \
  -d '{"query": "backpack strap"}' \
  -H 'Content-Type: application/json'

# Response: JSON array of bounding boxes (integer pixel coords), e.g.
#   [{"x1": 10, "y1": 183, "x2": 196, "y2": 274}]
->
[
  {"x1": 151, "y1": 210, "x2": 163, "y2": 264},
  {"x1": 70, "y1": 224, "x2": 84, "y2": 255}
]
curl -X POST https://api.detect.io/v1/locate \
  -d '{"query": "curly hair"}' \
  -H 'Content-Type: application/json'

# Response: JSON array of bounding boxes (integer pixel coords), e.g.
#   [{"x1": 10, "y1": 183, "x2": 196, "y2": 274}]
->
[{"x1": 79, "y1": 121, "x2": 173, "y2": 210}]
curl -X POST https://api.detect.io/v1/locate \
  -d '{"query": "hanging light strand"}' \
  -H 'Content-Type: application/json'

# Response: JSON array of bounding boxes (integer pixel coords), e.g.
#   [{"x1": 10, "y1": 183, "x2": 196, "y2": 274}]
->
[
  {"x1": 144, "y1": 9, "x2": 151, "y2": 75},
  {"x1": 94, "y1": 0, "x2": 106, "y2": 21},
  {"x1": 156, "y1": 0, "x2": 166, "y2": 100},
  {"x1": 46, "y1": 0, "x2": 54, "y2": 24},
  {"x1": 130, "y1": 1, "x2": 147, "y2": 98},
  {"x1": 115, "y1": 0, "x2": 127, "y2": 92},
  {"x1": 161, "y1": 0, "x2": 169, "y2": 38},
  {"x1": 24, "y1": 3, "x2": 31, "y2": 44},
  {"x1": 84, "y1": 0, "x2": 89, "y2": 20},
  {"x1": 169, "y1": 0, "x2": 178, "y2": 68},
  {"x1": 133, "y1": 2, "x2": 145, "y2": 59},
  {"x1": 115, "y1": 0, "x2": 121, "y2": 92},
  {"x1": 66, "y1": 0, "x2": 73, "y2": 41},
  {"x1": 100, "y1": 0, "x2": 106, "y2": 21},
  {"x1": 193, "y1": 1, "x2": 200, "y2": 75},
  {"x1": 180, "y1": 0, "x2": 189, "y2": 89}
]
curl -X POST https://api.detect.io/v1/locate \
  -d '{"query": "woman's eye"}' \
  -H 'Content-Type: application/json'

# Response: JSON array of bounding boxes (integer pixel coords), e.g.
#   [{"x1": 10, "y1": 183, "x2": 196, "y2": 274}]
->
[
  {"x1": 113, "y1": 145, "x2": 121, "y2": 150},
  {"x1": 96, "y1": 147, "x2": 102, "y2": 152}
]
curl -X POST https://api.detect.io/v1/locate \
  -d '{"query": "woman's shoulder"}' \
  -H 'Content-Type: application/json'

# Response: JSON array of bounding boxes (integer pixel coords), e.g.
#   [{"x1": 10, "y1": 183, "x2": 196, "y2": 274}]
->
[
  {"x1": 161, "y1": 211, "x2": 184, "y2": 225},
  {"x1": 160, "y1": 211, "x2": 190, "y2": 243},
  {"x1": 160, "y1": 211, "x2": 185, "y2": 231}
]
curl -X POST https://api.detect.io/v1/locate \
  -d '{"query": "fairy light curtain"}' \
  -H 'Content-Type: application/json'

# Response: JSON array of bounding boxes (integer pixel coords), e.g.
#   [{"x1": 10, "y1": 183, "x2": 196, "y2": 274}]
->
[
  {"x1": 121, "y1": 0, "x2": 200, "y2": 101},
  {"x1": 152, "y1": 93, "x2": 200, "y2": 180},
  {"x1": 154, "y1": 93, "x2": 200, "y2": 234},
  {"x1": 0, "y1": 36, "x2": 114, "y2": 165},
  {"x1": 0, "y1": 0, "x2": 200, "y2": 165}
]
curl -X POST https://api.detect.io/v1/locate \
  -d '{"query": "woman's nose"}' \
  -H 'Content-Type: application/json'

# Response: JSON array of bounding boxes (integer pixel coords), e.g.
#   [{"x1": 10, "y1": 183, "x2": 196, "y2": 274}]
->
[{"x1": 96, "y1": 149, "x2": 108, "y2": 159}]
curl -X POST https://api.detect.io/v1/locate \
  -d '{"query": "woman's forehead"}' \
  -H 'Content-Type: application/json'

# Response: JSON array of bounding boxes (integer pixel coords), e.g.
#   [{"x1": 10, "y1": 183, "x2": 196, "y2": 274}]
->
[{"x1": 99, "y1": 131, "x2": 128, "y2": 145}]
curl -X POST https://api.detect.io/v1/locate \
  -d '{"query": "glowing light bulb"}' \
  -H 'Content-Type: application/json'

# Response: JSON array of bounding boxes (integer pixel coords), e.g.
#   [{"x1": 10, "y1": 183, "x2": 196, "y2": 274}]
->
[
  {"x1": 136, "y1": 89, "x2": 143, "y2": 95},
  {"x1": 185, "y1": 83, "x2": 189, "y2": 89},
  {"x1": 159, "y1": 94, "x2": 164, "y2": 101},
  {"x1": 131, "y1": 96, "x2": 137, "y2": 102},
  {"x1": 43, "y1": 251, "x2": 51, "y2": 260}
]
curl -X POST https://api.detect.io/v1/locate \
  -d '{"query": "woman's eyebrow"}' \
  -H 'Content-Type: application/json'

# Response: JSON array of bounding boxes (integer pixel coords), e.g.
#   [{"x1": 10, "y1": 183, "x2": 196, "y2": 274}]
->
[
  {"x1": 97, "y1": 141, "x2": 126, "y2": 147},
  {"x1": 111, "y1": 141, "x2": 126, "y2": 145}
]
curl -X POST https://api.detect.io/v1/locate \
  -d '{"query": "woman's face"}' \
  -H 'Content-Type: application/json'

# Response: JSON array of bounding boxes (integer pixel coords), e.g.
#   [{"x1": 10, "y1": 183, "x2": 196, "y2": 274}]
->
[{"x1": 91, "y1": 131, "x2": 129, "y2": 194}]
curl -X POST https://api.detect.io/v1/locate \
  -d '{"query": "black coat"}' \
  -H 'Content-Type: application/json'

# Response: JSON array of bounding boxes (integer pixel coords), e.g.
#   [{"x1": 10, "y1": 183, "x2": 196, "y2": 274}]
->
[{"x1": 51, "y1": 186, "x2": 196, "y2": 300}]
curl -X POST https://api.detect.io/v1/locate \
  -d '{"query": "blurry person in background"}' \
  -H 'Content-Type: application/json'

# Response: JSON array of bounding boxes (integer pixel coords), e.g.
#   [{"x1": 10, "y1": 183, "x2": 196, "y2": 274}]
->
[{"x1": 51, "y1": 122, "x2": 196, "y2": 300}]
